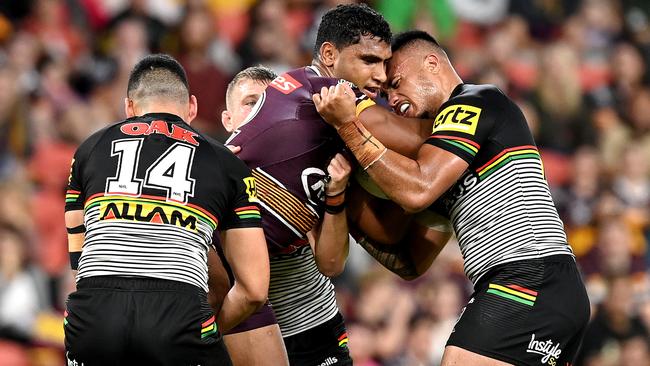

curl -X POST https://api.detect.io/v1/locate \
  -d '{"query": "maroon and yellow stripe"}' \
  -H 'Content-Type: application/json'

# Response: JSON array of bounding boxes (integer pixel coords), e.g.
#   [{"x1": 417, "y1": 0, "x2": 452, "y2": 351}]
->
[
  {"x1": 356, "y1": 98, "x2": 376, "y2": 116},
  {"x1": 487, "y1": 283, "x2": 538, "y2": 306},
  {"x1": 476, "y1": 145, "x2": 540, "y2": 180},
  {"x1": 235, "y1": 205, "x2": 261, "y2": 220},
  {"x1": 252, "y1": 170, "x2": 318, "y2": 235},
  {"x1": 201, "y1": 315, "x2": 217, "y2": 339},
  {"x1": 84, "y1": 193, "x2": 218, "y2": 229},
  {"x1": 430, "y1": 135, "x2": 480, "y2": 156}
]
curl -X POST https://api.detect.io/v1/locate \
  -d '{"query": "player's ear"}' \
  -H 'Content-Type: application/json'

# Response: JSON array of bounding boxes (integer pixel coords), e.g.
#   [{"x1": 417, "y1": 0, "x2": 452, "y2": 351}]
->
[
  {"x1": 221, "y1": 110, "x2": 233, "y2": 132},
  {"x1": 319, "y1": 42, "x2": 338, "y2": 67},
  {"x1": 187, "y1": 95, "x2": 198, "y2": 123},
  {"x1": 424, "y1": 53, "x2": 440, "y2": 74},
  {"x1": 125, "y1": 98, "x2": 136, "y2": 118}
]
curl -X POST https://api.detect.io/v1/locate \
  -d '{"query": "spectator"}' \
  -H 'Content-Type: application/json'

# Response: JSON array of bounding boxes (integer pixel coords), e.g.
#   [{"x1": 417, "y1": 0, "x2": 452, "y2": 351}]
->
[
  {"x1": 178, "y1": 10, "x2": 230, "y2": 140},
  {"x1": 0, "y1": 224, "x2": 41, "y2": 344},
  {"x1": 0, "y1": 1, "x2": 647, "y2": 364},
  {"x1": 578, "y1": 274, "x2": 649, "y2": 366}
]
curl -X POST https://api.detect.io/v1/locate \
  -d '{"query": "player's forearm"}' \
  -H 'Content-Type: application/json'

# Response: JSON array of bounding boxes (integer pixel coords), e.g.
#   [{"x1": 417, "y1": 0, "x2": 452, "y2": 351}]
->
[
  {"x1": 313, "y1": 211, "x2": 350, "y2": 277},
  {"x1": 365, "y1": 151, "x2": 434, "y2": 213},
  {"x1": 336, "y1": 119, "x2": 431, "y2": 212},
  {"x1": 359, "y1": 106, "x2": 429, "y2": 159},
  {"x1": 65, "y1": 210, "x2": 85, "y2": 278},
  {"x1": 346, "y1": 182, "x2": 412, "y2": 245},
  {"x1": 219, "y1": 228, "x2": 269, "y2": 332},
  {"x1": 355, "y1": 234, "x2": 419, "y2": 280},
  {"x1": 217, "y1": 284, "x2": 266, "y2": 332}
]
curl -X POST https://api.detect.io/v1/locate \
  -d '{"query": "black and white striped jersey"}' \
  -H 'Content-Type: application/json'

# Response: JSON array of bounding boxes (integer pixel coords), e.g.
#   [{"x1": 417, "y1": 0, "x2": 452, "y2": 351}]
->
[
  {"x1": 65, "y1": 113, "x2": 262, "y2": 292},
  {"x1": 268, "y1": 245, "x2": 339, "y2": 337},
  {"x1": 426, "y1": 84, "x2": 574, "y2": 284}
]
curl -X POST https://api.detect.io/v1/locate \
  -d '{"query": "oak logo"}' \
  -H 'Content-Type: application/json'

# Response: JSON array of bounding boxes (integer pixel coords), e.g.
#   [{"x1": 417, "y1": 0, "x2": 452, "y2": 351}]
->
[
  {"x1": 270, "y1": 74, "x2": 302, "y2": 94},
  {"x1": 121, "y1": 120, "x2": 199, "y2": 146},
  {"x1": 100, "y1": 201, "x2": 197, "y2": 230},
  {"x1": 432, "y1": 104, "x2": 482, "y2": 135}
]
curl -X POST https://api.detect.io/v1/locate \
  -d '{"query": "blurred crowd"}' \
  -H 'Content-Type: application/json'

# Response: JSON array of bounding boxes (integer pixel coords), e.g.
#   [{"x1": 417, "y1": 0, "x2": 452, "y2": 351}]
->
[{"x1": 0, "y1": 0, "x2": 649, "y2": 365}]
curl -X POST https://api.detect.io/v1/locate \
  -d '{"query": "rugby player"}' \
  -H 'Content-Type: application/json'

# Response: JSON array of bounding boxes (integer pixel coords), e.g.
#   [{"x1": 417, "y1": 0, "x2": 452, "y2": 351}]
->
[
  {"x1": 225, "y1": 5, "x2": 459, "y2": 364},
  {"x1": 314, "y1": 30, "x2": 590, "y2": 366},
  {"x1": 63, "y1": 54, "x2": 270, "y2": 366},
  {"x1": 214, "y1": 66, "x2": 289, "y2": 366},
  {"x1": 222, "y1": 4, "x2": 431, "y2": 365}
]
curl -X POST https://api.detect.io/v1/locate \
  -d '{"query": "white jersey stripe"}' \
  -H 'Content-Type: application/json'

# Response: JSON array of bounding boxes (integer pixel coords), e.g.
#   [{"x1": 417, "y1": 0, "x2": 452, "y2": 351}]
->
[
  {"x1": 444, "y1": 157, "x2": 572, "y2": 283},
  {"x1": 267, "y1": 245, "x2": 339, "y2": 337}
]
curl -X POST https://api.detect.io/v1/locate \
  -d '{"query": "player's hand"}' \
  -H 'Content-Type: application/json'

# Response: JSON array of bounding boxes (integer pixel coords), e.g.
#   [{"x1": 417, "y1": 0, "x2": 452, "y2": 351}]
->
[
  {"x1": 313, "y1": 83, "x2": 357, "y2": 129},
  {"x1": 226, "y1": 145, "x2": 241, "y2": 154},
  {"x1": 326, "y1": 153, "x2": 352, "y2": 195}
]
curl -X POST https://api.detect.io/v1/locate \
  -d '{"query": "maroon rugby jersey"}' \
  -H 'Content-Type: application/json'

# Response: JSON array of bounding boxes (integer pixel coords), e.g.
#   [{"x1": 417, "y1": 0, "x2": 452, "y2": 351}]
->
[{"x1": 226, "y1": 66, "x2": 370, "y2": 255}]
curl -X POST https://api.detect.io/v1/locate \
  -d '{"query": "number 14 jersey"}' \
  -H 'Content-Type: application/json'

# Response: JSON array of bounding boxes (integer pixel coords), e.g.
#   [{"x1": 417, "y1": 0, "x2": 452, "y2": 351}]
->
[{"x1": 65, "y1": 112, "x2": 262, "y2": 292}]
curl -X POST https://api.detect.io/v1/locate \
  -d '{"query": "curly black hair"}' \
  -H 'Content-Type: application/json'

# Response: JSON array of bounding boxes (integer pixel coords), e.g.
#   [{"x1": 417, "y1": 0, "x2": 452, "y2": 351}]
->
[{"x1": 314, "y1": 3, "x2": 392, "y2": 58}]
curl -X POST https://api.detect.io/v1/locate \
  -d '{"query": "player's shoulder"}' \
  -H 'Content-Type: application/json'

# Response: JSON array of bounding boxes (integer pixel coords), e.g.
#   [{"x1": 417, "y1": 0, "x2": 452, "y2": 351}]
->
[
  {"x1": 74, "y1": 118, "x2": 127, "y2": 157},
  {"x1": 261, "y1": 67, "x2": 314, "y2": 98},
  {"x1": 201, "y1": 134, "x2": 250, "y2": 170},
  {"x1": 450, "y1": 83, "x2": 511, "y2": 108},
  {"x1": 202, "y1": 133, "x2": 234, "y2": 156}
]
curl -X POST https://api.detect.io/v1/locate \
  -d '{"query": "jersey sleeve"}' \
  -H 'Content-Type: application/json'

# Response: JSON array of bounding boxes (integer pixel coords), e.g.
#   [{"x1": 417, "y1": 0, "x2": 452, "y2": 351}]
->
[
  {"x1": 425, "y1": 95, "x2": 494, "y2": 164},
  {"x1": 219, "y1": 155, "x2": 263, "y2": 230},
  {"x1": 310, "y1": 77, "x2": 376, "y2": 117},
  {"x1": 65, "y1": 143, "x2": 91, "y2": 211},
  {"x1": 65, "y1": 128, "x2": 107, "y2": 211}
]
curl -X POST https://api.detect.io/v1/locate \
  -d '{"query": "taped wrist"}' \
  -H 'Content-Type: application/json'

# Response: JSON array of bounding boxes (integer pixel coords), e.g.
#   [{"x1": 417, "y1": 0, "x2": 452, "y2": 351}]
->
[{"x1": 337, "y1": 118, "x2": 387, "y2": 170}]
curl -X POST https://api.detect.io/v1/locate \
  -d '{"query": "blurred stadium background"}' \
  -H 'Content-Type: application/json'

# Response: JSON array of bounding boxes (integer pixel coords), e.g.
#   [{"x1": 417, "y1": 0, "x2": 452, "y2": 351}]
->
[{"x1": 0, "y1": 0, "x2": 649, "y2": 365}]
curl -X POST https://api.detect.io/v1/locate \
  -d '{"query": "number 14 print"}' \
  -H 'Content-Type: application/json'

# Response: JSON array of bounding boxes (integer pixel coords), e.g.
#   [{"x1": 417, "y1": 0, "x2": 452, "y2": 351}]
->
[{"x1": 105, "y1": 138, "x2": 196, "y2": 204}]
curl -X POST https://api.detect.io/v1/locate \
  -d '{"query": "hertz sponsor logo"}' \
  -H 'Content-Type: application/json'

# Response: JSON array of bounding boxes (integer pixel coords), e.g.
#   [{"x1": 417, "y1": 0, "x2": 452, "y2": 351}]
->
[
  {"x1": 432, "y1": 104, "x2": 482, "y2": 135},
  {"x1": 99, "y1": 201, "x2": 197, "y2": 230}
]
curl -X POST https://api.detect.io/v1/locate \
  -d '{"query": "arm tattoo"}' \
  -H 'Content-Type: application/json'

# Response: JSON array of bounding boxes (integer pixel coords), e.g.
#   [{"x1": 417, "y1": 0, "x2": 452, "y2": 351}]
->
[{"x1": 357, "y1": 236, "x2": 418, "y2": 279}]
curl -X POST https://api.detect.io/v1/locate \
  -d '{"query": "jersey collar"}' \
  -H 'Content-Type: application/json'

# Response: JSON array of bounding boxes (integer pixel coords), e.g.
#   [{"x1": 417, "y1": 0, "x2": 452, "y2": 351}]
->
[
  {"x1": 449, "y1": 83, "x2": 465, "y2": 99},
  {"x1": 306, "y1": 65, "x2": 322, "y2": 77},
  {"x1": 139, "y1": 112, "x2": 186, "y2": 124}
]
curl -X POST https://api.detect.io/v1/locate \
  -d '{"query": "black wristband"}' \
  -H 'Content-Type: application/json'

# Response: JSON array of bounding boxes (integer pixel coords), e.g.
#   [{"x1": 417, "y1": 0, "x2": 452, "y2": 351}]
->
[
  {"x1": 69, "y1": 251, "x2": 81, "y2": 270},
  {"x1": 67, "y1": 224, "x2": 86, "y2": 234},
  {"x1": 325, "y1": 201, "x2": 346, "y2": 214}
]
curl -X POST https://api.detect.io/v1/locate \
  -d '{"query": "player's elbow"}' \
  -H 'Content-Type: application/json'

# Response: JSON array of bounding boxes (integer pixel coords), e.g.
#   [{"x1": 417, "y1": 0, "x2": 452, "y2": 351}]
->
[
  {"x1": 317, "y1": 258, "x2": 347, "y2": 278},
  {"x1": 244, "y1": 284, "x2": 268, "y2": 309},
  {"x1": 399, "y1": 271, "x2": 423, "y2": 281},
  {"x1": 401, "y1": 195, "x2": 430, "y2": 214},
  {"x1": 239, "y1": 276, "x2": 269, "y2": 309}
]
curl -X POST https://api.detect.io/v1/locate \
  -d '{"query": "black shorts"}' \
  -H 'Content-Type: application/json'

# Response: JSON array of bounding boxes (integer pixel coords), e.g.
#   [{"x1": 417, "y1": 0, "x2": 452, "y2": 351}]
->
[
  {"x1": 447, "y1": 255, "x2": 590, "y2": 366},
  {"x1": 283, "y1": 312, "x2": 352, "y2": 366},
  {"x1": 64, "y1": 276, "x2": 232, "y2": 366},
  {"x1": 226, "y1": 301, "x2": 278, "y2": 335}
]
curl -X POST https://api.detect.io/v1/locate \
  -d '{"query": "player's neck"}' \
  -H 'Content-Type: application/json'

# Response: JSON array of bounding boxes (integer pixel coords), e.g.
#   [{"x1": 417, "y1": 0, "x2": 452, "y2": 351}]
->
[
  {"x1": 133, "y1": 103, "x2": 189, "y2": 123},
  {"x1": 310, "y1": 60, "x2": 334, "y2": 78},
  {"x1": 441, "y1": 72, "x2": 464, "y2": 105}
]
